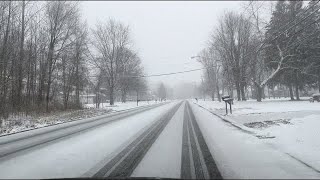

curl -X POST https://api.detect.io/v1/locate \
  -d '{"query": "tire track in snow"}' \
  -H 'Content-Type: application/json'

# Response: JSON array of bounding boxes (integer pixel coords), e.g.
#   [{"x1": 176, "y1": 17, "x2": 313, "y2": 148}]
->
[
  {"x1": 181, "y1": 101, "x2": 222, "y2": 179},
  {"x1": 181, "y1": 104, "x2": 193, "y2": 179},
  {"x1": 92, "y1": 102, "x2": 183, "y2": 178}
]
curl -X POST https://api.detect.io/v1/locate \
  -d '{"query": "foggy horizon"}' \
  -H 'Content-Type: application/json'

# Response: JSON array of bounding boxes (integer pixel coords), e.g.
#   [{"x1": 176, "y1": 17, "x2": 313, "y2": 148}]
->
[{"x1": 82, "y1": 1, "x2": 243, "y2": 89}]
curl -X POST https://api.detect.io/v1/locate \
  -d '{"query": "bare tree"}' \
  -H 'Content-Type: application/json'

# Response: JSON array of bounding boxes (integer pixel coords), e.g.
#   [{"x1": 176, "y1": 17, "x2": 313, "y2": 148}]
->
[
  {"x1": 213, "y1": 11, "x2": 254, "y2": 101},
  {"x1": 91, "y1": 19, "x2": 131, "y2": 105},
  {"x1": 197, "y1": 48, "x2": 222, "y2": 101},
  {"x1": 44, "y1": 1, "x2": 80, "y2": 111},
  {"x1": 158, "y1": 83, "x2": 167, "y2": 101},
  {"x1": 0, "y1": 1, "x2": 146, "y2": 125},
  {"x1": 118, "y1": 48, "x2": 146, "y2": 103},
  {"x1": 0, "y1": 1, "x2": 13, "y2": 118}
]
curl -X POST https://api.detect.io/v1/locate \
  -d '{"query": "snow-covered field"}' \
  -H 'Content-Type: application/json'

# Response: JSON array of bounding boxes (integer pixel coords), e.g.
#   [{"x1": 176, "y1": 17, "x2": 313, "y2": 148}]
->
[
  {"x1": 192, "y1": 98, "x2": 320, "y2": 176},
  {"x1": 84, "y1": 100, "x2": 163, "y2": 112},
  {"x1": 0, "y1": 100, "x2": 162, "y2": 136}
]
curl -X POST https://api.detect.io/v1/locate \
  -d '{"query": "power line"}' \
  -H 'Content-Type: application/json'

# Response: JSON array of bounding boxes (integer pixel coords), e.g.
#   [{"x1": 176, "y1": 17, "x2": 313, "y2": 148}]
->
[
  {"x1": 268, "y1": 1, "x2": 320, "y2": 45},
  {"x1": 270, "y1": 0, "x2": 319, "y2": 39},
  {"x1": 263, "y1": 13, "x2": 320, "y2": 62},
  {"x1": 245, "y1": 0, "x2": 319, "y2": 46},
  {"x1": 238, "y1": 1, "x2": 320, "y2": 63},
  {"x1": 137, "y1": 68, "x2": 207, "y2": 77},
  {"x1": 130, "y1": 2, "x2": 320, "y2": 79},
  {"x1": 89, "y1": 66, "x2": 218, "y2": 79},
  {"x1": 90, "y1": 2, "x2": 320, "y2": 80}
]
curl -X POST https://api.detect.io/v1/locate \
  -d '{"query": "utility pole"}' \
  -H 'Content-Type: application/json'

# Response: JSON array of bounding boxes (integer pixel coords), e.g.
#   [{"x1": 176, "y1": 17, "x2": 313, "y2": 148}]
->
[{"x1": 136, "y1": 90, "x2": 139, "y2": 106}]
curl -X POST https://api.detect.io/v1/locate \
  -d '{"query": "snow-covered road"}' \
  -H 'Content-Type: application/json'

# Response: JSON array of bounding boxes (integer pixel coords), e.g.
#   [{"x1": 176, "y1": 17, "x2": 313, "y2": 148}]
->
[
  {"x1": 0, "y1": 102, "x2": 176, "y2": 178},
  {"x1": 0, "y1": 100, "x2": 319, "y2": 179}
]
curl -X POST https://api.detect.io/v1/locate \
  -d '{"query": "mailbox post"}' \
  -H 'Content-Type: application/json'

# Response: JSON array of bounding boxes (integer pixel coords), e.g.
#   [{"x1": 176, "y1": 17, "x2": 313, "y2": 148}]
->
[{"x1": 222, "y1": 95, "x2": 233, "y2": 115}]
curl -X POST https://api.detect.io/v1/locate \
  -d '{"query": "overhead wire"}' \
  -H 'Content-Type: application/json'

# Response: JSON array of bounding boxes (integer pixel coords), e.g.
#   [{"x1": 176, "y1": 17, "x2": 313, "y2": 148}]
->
[{"x1": 89, "y1": 1, "x2": 320, "y2": 79}]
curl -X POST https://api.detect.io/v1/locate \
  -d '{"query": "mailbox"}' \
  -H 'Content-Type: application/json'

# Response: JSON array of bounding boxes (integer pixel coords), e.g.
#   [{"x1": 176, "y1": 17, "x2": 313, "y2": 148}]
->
[
  {"x1": 221, "y1": 95, "x2": 230, "y2": 101},
  {"x1": 223, "y1": 98, "x2": 233, "y2": 103},
  {"x1": 222, "y1": 95, "x2": 233, "y2": 114}
]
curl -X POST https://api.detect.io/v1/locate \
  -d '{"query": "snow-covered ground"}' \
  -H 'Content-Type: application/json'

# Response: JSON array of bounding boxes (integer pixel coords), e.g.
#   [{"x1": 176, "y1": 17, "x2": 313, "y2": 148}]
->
[
  {"x1": 84, "y1": 100, "x2": 164, "y2": 112},
  {"x1": 2, "y1": 98, "x2": 319, "y2": 178},
  {"x1": 0, "y1": 100, "x2": 163, "y2": 136},
  {"x1": 192, "y1": 98, "x2": 320, "y2": 176},
  {"x1": 189, "y1": 102, "x2": 320, "y2": 178}
]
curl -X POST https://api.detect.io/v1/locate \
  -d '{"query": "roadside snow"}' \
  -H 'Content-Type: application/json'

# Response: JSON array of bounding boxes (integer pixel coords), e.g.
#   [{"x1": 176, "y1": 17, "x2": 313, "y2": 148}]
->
[
  {"x1": 0, "y1": 101, "x2": 163, "y2": 136},
  {"x1": 0, "y1": 108, "x2": 111, "y2": 136},
  {"x1": 189, "y1": 102, "x2": 320, "y2": 178},
  {"x1": 263, "y1": 114, "x2": 320, "y2": 172},
  {"x1": 195, "y1": 98, "x2": 320, "y2": 116},
  {"x1": 84, "y1": 100, "x2": 163, "y2": 112},
  {"x1": 192, "y1": 99, "x2": 320, "y2": 176}
]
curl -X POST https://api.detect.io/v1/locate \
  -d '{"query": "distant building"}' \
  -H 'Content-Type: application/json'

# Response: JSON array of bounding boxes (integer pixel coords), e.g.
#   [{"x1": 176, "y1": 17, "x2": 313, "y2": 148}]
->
[
  {"x1": 80, "y1": 93, "x2": 108, "y2": 104},
  {"x1": 80, "y1": 94, "x2": 95, "y2": 104}
]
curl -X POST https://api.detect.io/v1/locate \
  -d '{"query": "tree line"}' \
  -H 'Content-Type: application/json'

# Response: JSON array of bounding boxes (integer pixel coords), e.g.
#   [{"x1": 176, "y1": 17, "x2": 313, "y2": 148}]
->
[
  {"x1": 197, "y1": 0, "x2": 320, "y2": 102},
  {"x1": 0, "y1": 1, "x2": 147, "y2": 120}
]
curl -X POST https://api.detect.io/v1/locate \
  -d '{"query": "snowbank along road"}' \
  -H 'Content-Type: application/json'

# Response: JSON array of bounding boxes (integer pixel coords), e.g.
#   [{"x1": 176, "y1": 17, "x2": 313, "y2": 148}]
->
[{"x1": 0, "y1": 100, "x2": 222, "y2": 179}]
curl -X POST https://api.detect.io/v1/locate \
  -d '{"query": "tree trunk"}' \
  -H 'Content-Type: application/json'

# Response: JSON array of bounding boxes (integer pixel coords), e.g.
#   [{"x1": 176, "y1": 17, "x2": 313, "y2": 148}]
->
[
  {"x1": 294, "y1": 70, "x2": 300, "y2": 100},
  {"x1": 46, "y1": 71, "x2": 52, "y2": 112},
  {"x1": 211, "y1": 90, "x2": 215, "y2": 101},
  {"x1": 17, "y1": 0, "x2": 26, "y2": 111},
  {"x1": 64, "y1": 96, "x2": 68, "y2": 109},
  {"x1": 96, "y1": 92, "x2": 100, "y2": 108},
  {"x1": 295, "y1": 85, "x2": 300, "y2": 100},
  {"x1": 25, "y1": 46, "x2": 32, "y2": 114},
  {"x1": 0, "y1": 1, "x2": 12, "y2": 117},
  {"x1": 256, "y1": 85, "x2": 263, "y2": 102},
  {"x1": 62, "y1": 58, "x2": 67, "y2": 110},
  {"x1": 75, "y1": 63, "x2": 80, "y2": 108},
  {"x1": 216, "y1": 84, "x2": 221, "y2": 102},
  {"x1": 240, "y1": 83, "x2": 246, "y2": 101},
  {"x1": 109, "y1": 86, "x2": 114, "y2": 105},
  {"x1": 38, "y1": 64, "x2": 45, "y2": 107},
  {"x1": 221, "y1": 82, "x2": 225, "y2": 97},
  {"x1": 289, "y1": 84, "x2": 295, "y2": 100},
  {"x1": 121, "y1": 89, "x2": 127, "y2": 103},
  {"x1": 236, "y1": 82, "x2": 241, "y2": 101},
  {"x1": 272, "y1": 86, "x2": 275, "y2": 99},
  {"x1": 136, "y1": 90, "x2": 139, "y2": 106},
  {"x1": 284, "y1": 87, "x2": 287, "y2": 98},
  {"x1": 253, "y1": 81, "x2": 264, "y2": 102},
  {"x1": 229, "y1": 85, "x2": 233, "y2": 98},
  {"x1": 250, "y1": 85, "x2": 254, "y2": 99},
  {"x1": 46, "y1": 41, "x2": 55, "y2": 112}
]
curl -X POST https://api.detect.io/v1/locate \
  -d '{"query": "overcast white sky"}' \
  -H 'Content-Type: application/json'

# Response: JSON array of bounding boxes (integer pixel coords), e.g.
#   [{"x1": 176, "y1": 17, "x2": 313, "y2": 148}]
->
[{"x1": 82, "y1": 1, "x2": 243, "y2": 89}]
